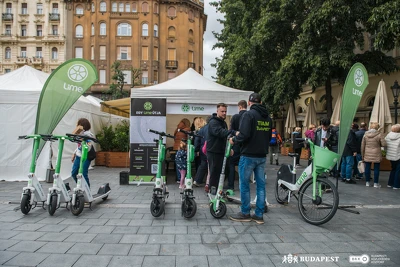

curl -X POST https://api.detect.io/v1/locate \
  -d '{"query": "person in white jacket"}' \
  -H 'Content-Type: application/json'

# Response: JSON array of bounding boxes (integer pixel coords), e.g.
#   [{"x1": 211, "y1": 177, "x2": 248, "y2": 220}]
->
[{"x1": 385, "y1": 124, "x2": 400, "y2": 189}]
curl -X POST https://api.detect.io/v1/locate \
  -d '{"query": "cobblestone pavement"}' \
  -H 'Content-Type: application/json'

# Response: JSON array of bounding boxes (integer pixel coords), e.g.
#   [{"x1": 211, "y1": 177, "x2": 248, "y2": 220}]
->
[{"x1": 1, "y1": 156, "x2": 399, "y2": 266}]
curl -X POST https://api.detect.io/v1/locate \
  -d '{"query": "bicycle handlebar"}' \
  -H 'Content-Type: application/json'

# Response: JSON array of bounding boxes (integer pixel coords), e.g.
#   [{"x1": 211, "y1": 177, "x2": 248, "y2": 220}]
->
[
  {"x1": 147, "y1": 129, "x2": 175, "y2": 139},
  {"x1": 66, "y1": 133, "x2": 98, "y2": 143},
  {"x1": 177, "y1": 128, "x2": 203, "y2": 138}
]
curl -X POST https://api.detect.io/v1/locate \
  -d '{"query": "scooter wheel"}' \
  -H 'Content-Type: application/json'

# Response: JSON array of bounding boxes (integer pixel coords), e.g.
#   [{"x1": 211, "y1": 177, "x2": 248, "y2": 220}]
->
[
  {"x1": 71, "y1": 195, "x2": 84, "y2": 216},
  {"x1": 150, "y1": 197, "x2": 165, "y2": 217},
  {"x1": 181, "y1": 198, "x2": 197, "y2": 219},
  {"x1": 20, "y1": 193, "x2": 31, "y2": 215},
  {"x1": 48, "y1": 193, "x2": 58, "y2": 216},
  {"x1": 210, "y1": 201, "x2": 227, "y2": 219}
]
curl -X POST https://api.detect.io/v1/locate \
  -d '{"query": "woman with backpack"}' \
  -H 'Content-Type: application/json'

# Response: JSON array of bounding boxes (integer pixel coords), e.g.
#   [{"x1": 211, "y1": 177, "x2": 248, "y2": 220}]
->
[{"x1": 269, "y1": 128, "x2": 282, "y2": 165}]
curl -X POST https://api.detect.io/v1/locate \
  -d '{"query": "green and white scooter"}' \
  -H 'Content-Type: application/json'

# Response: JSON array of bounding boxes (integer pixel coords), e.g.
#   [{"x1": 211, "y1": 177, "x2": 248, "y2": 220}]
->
[
  {"x1": 18, "y1": 134, "x2": 49, "y2": 215},
  {"x1": 177, "y1": 129, "x2": 199, "y2": 219},
  {"x1": 44, "y1": 135, "x2": 73, "y2": 216},
  {"x1": 67, "y1": 133, "x2": 111, "y2": 216},
  {"x1": 148, "y1": 129, "x2": 175, "y2": 217}
]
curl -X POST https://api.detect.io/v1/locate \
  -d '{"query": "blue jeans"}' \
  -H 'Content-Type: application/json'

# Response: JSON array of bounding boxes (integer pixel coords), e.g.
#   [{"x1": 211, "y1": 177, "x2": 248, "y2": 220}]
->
[
  {"x1": 71, "y1": 156, "x2": 91, "y2": 188},
  {"x1": 239, "y1": 156, "x2": 266, "y2": 217},
  {"x1": 340, "y1": 156, "x2": 354, "y2": 179},
  {"x1": 388, "y1": 160, "x2": 400, "y2": 188},
  {"x1": 364, "y1": 162, "x2": 380, "y2": 184}
]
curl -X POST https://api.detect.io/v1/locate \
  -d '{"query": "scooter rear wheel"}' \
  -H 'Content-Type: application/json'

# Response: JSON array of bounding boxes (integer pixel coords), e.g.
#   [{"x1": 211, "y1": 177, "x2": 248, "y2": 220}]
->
[
  {"x1": 275, "y1": 178, "x2": 290, "y2": 205},
  {"x1": 210, "y1": 201, "x2": 227, "y2": 219},
  {"x1": 20, "y1": 193, "x2": 31, "y2": 215},
  {"x1": 48, "y1": 193, "x2": 58, "y2": 216},
  {"x1": 150, "y1": 197, "x2": 165, "y2": 217},
  {"x1": 71, "y1": 195, "x2": 85, "y2": 216},
  {"x1": 181, "y1": 198, "x2": 197, "y2": 219}
]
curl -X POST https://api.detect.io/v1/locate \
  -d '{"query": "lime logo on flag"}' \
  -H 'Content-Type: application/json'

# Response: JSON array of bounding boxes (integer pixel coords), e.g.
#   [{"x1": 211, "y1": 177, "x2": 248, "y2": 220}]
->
[
  {"x1": 181, "y1": 104, "x2": 190, "y2": 112},
  {"x1": 354, "y1": 68, "x2": 364, "y2": 87},
  {"x1": 144, "y1": 102, "x2": 152, "y2": 110},
  {"x1": 68, "y1": 64, "x2": 88, "y2": 82}
]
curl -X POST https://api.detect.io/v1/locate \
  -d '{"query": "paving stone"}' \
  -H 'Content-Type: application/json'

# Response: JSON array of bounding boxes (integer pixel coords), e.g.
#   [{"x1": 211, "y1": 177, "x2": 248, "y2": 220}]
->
[
  {"x1": 72, "y1": 255, "x2": 112, "y2": 267},
  {"x1": 218, "y1": 243, "x2": 250, "y2": 255},
  {"x1": 58, "y1": 219, "x2": 87, "y2": 225},
  {"x1": 160, "y1": 244, "x2": 190, "y2": 255},
  {"x1": 0, "y1": 251, "x2": 19, "y2": 265},
  {"x1": 245, "y1": 243, "x2": 278, "y2": 255},
  {"x1": 163, "y1": 226, "x2": 187, "y2": 234},
  {"x1": 137, "y1": 226, "x2": 163, "y2": 234},
  {"x1": 175, "y1": 234, "x2": 202, "y2": 244},
  {"x1": 0, "y1": 223, "x2": 23, "y2": 230},
  {"x1": 368, "y1": 232, "x2": 400, "y2": 241},
  {"x1": 36, "y1": 217, "x2": 66, "y2": 225},
  {"x1": 37, "y1": 232, "x2": 70, "y2": 242},
  {"x1": 98, "y1": 243, "x2": 132, "y2": 256},
  {"x1": 189, "y1": 244, "x2": 220, "y2": 256},
  {"x1": 81, "y1": 218, "x2": 110, "y2": 226},
  {"x1": 300, "y1": 233, "x2": 333, "y2": 242},
  {"x1": 0, "y1": 239, "x2": 19, "y2": 250},
  {"x1": 111, "y1": 226, "x2": 138, "y2": 234},
  {"x1": 37, "y1": 253, "x2": 80, "y2": 267},
  {"x1": 298, "y1": 242, "x2": 334, "y2": 253},
  {"x1": 272, "y1": 243, "x2": 307, "y2": 254},
  {"x1": 197, "y1": 219, "x2": 221, "y2": 226},
  {"x1": 207, "y1": 255, "x2": 242, "y2": 267},
  {"x1": 151, "y1": 219, "x2": 175, "y2": 226},
  {"x1": 256, "y1": 225, "x2": 285, "y2": 234},
  {"x1": 37, "y1": 224, "x2": 68, "y2": 233},
  {"x1": 147, "y1": 234, "x2": 175, "y2": 244},
  {"x1": 10, "y1": 231, "x2": 45, "y2": 241},
  {"x1": 129, "y1": 244, "x2": 160, "y2": 256},
  {"x1": 251, "y1": 233, "x2": 281, "y2": 243},
  {"x1": 99, "y1": 213, "x2": 123, "y2": 219},
  {"x1": 64, "y1": 233, "x2": 97, "y2": 243},
  {"x1": 92, "y1": 233, "x2": 123, "y2": 244},
  {"x1": 119, "y1": 234, "x2": 149, "y2": 244},
  {"x1": 61, "y1": 225, "x2": 91, "y2": 233},
  {"x1": 176, "y1": 255, "x2": 208, "y2": 267},
  {"x1": 7, "y1": 240, "x2": 47, "y2": 252},
  {"x1": 324, "y1": 233, "x2": 356, "y2": 242},
  {"x1": 142, "y1": 255, "x2": 175, "y2": 267},
  {"x1": 13, "y1": 223, "x2": 46, "y2": 231},
  {"x1": 128, "y1": 219, "x2": 153, "y2": 226},
  {"x1": 277, "y1": 233, "x2": 309, "y2": 243},
  {"x1": 120, "y1": 213, "x2": 144, "y2": 220},
  {"x1": 323, "y1": 241, "x2": 362, "y2": 253},
  {"x1": 0, "y1": 230, "x2": 20, "y2": 239},
  {"x1": 66, "y1": 243, "x2": 103, "y2": 255},
  {"x1": 211, "y1": 226, "x2": 238, "y2": 234},
  {"x1": 36, "y1": 241, "x2": 75, "y2": 254},
  {"x1": 234, "y1": 226, "x2": 262, "y2": 234},
  {"x1": 188, "y1": 226, "x2": 212, "y2": 234},
  {"x1": 87, "y1": 225, "x2": 116, "y2": 234},
  {"x1": 174, "y1": 219, "x2": 198, "y2": 226},
  {"x1": 349, "y1": 241, "x2": 387, "y2": 251},
  {"x1": 3, "y1": 252, "x2": 49, "y2": 266},
  {"x1": 108, "y1": 256, "x2": 144, "y2": 267},
  {"x1": 373, "y1": 241, "x2": 400, "y2": 251},
  {"x1": 239, "y1": 254, "x2": 274, "y2": 267}
]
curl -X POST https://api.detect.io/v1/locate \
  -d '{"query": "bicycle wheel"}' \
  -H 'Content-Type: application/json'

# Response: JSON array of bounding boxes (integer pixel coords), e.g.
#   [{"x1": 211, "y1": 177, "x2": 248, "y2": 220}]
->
[
  {"x1": 298, "y1": 177, "x2": 338, "y2": 225},
  {"x1": 275, "y1": 178, "x2": 289, "y2": 204}
]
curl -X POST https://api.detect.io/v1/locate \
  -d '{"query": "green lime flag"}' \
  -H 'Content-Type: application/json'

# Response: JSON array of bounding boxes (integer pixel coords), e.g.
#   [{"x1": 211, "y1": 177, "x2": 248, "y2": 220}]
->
[
  {"x1": 35, "y1": 59, "x2": 98, "y2": 155},
  {"x1": 338, "y1": 63, "x2": 369, "y2": 157}
]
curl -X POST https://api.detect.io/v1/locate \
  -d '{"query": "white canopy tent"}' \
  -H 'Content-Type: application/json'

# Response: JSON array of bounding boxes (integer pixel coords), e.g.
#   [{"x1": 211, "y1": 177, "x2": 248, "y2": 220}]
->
[{"x1": 0, "y1": 66, "x2": 125, "y2": 181}]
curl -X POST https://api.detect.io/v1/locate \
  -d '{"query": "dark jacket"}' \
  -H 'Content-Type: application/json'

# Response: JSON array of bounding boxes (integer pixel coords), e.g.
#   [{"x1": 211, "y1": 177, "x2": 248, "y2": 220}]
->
[
  {"x1": 206, "y1": 114, "x2": 232, "y2": 154},
  {"x1": 194, "y1": 124, "x2": 208, "y2": 160},
  {"x1": 328, "y1": 126, "x2": 339, "y2": 153},
  {"x1": 314, "y1": 126, "x2": 336, "y2": 150},
  {"x1": 342, "y1": 130, "x2": 357, "y2": 157},
  {"x1": 355, "y1": 129, "x2": 366, "y2": 154},
  {"x1": 230, "y1": 110, "x2": 246, "y2": 131},
  {"x1": 233, "y1": 104, "x2": 272, "y2": 158},
  {"x1": 292, "y1": 131, "x2": 303, "y2": 150}
]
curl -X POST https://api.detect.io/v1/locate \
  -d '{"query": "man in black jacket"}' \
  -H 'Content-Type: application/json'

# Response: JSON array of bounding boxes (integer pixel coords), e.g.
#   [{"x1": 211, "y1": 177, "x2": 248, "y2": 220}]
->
[
  {"x1": 228, "y1": 93, "x2": 272, "y2": 225},
  {"x1": 340, "y1": 127, "x2": 358, "y2": 184}
]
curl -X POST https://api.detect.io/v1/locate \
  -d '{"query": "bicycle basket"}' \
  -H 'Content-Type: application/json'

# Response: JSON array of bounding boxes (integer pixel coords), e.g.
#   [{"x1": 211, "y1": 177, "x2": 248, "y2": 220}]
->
[{"x1": 310, "y1": 142, "x2": 340, "y2": 171}]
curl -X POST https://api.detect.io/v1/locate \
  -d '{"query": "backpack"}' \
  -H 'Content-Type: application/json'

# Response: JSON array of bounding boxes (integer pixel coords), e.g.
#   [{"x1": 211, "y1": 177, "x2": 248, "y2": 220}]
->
[
  {"x1": 270, "y1": 130, "x2": 278, "y2": 146},
  {"x1": 87, "y1": 146, "x2": 96, "y2": 161}
]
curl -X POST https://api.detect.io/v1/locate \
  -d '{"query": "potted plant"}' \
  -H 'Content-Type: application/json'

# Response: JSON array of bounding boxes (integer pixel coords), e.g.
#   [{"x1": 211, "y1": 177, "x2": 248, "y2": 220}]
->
[
  {"x1": 106, "y1": 121, "x2": 130, "y2": 168},
  {"x1": 280, "y1": 142, "x2": 293, "y2": 156},
  {"x1": 96, "y1": 125, "x2": 115, "y2": 166}
]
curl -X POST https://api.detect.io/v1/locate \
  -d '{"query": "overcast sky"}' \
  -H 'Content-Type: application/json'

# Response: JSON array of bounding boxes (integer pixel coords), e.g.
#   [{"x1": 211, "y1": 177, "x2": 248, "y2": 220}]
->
[{"x1": 202, "y1": 0, "x2": 224, "y2": 80}]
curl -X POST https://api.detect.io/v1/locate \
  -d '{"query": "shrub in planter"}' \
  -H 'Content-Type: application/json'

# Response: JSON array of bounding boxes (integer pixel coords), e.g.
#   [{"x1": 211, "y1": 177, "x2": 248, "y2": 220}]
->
[
  {"x1": 106, "y1": 121, "x2": 130, "y2": 168},
  {"x1": 95, "y1": 125, "x2": 115, "y2": 166}
]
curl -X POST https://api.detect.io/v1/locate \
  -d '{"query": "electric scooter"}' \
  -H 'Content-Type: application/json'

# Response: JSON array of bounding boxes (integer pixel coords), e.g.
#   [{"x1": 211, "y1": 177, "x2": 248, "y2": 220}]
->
[
  {"x1": 18, "y1": 134, "x2": 49, "y2": 215},
  {"x1": 43, "y1": 135, "x2": 72, "y2": 216},
  {"x1": 147, "y1": 129, "x2": 175, "y2": 217},
  {"x1": 177, "y1": 129, "x2": 200, "y2": 219},
  {"x1": 67, "y1": 133, "x2": 111, "y2": 216}
]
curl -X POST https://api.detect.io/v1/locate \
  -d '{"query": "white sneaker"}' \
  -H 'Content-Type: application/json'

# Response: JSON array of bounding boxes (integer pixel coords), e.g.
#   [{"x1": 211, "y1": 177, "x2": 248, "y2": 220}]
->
[
  {"x1": 366, "y1": 182, "x2": 370, "y2": 187},
  {"x1": 387, "y1": 185, "x2": 392, "y2": 188},
  {"x1": 393, "y1": 187, "x2": 399, "y2": 190},
  {"x1": 374, "y1": 183, "x2": 381, "y2": 188}
]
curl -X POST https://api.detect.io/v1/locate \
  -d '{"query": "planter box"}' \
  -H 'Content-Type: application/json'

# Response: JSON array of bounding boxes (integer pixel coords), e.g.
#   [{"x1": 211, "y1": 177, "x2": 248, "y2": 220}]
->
[
  {"x1": 95, "y1": 151, "x2": 107, "y2": 166},
  {"x1": 300, "y1": 148, "x2": 310, "y2": 160},
  {"x1": 281, "y1": 146, "x2": 294, "y2": 156},
  {"x1": 106, "y1": 152, "x2": 129, "y2": 168},
  {"x1": 372, "y1": 157, "x2": 391, "y2": 171}
]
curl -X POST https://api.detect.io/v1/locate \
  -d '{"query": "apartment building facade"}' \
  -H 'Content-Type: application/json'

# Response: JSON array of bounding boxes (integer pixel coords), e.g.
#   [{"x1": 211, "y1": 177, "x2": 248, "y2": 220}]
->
[{"x1": 0, "y1": 0, "x2": 67, "y2": 74}]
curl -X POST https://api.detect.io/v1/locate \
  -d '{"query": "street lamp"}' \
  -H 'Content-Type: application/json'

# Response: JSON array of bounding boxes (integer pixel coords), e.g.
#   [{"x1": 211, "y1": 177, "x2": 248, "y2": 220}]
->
[{"x1": 391, "y1": 80, "x2": 400, "y2": 124}]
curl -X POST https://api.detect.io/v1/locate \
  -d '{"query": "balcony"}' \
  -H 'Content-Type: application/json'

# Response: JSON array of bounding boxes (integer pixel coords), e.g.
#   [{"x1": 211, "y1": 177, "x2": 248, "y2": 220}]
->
[
  {"x1": 49, "y1": 13, "x2": 60, "y2": 21},
  {"x1": 166, "y1": 60, "x2": 178, "y2": 69},
  {"x1": 16, "y1": 57, "x2": 28, "y2": 64},
  {"x1": 152, "y1": 60, "x2": 159, "y2": 69},
  {"x1": 2, "y1": 13, "x2": 13, "y2": 21},
  {"x1": 188, "y1": 62, "x2": 196, "y2": 69},
  {"x1": 32, "y1": 57, "x2": 43, "y2": 65}
]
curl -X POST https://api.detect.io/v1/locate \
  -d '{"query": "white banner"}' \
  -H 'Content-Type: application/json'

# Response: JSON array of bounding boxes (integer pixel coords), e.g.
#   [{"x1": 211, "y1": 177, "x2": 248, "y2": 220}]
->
[{"x1": 167, "y1": 103, "x2": 238, "y2": 115}]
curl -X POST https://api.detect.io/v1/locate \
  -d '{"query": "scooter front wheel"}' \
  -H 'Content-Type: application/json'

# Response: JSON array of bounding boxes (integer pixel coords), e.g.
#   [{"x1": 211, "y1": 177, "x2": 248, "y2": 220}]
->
[
  {"x1": 209, "y1": 201, "x2": 227, "y2": 219},
  {"x1": 20, "y1": 192, "x2": 31, "y2": 215},
  {"x1": 181, "y1": 198, "x2": 197, "y2": 219},
  {"x1": 71, "y1": 195, "x2": 85, "y2": 216},
  {"x1": 150, "y1": 197, "x2": 165, "y2": 217},
  {"x1": 48, "y1": 193, "x2": 58, "y2": 216}
]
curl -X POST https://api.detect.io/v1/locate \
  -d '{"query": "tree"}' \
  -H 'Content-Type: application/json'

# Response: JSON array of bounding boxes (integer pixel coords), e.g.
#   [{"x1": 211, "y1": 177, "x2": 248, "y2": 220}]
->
[{"x1": 106, "y1": 61, "x2": 142, "y2": 100}]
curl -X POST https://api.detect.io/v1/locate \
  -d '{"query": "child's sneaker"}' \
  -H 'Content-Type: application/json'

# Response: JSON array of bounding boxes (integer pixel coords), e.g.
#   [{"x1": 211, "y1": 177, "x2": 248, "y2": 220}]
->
[
  {"x1": 374, "y1": 183, "x2": 381, "y2": 188},
  {"x1": 366, "y1": 182, "x2": 370, "y2": 187},
  {"x1": 179, "y1": 185, "x2": 184, "y2": 189},
  {"x1": 387, "y1": 185, "x2": 392, "y2": 188}
]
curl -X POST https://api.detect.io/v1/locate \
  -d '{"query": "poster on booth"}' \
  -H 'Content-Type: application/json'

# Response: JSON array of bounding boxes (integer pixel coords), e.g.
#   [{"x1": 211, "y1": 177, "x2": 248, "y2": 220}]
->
[{"x1": 130, "y1": 98, "x2": 166, "y2": 183}]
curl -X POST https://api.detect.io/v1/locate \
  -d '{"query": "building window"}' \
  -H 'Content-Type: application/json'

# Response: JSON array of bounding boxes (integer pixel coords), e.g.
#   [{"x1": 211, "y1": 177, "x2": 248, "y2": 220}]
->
[
  {"x1": 20, "y1": 47, "x2": 27, "y2": 58},
  {"x1": 189, "y1": 29, "x2": 194, "y2": 42},
  {"x1": 142, "y1": 23, "x2": 148, "y2": 36},
  {"x1": 36, "y1": 47, "x2": 42, "y2": 58},
  {"x1": 154, "y1": 24, "x2": 158, "y2": 37},
  {"x1": 112, "y1": 2, "x2": 117, "y2": 12},
  {"x1": 36, "y1": 3, "x2": 43, "y2": 14},
  {"x1": 168, "y1": 26, "x2": 175, "y2": 38},
  {"x1": 91, "y1": 2, "x2": 95, "y2": 12},
  {"x1": 188, "y1": 50, "x2": 194, "y2": 63},
  {"x1": 75, "y1": 25, "x2": 83, "y2": 38},
  {"x1": 142, "y1": 46, "x2": 148, "y2": 60},
  {"x1": 168, "y1": 48, "x2": 176, "y2": 60},
  {"x1": 118, "y1": 46, "x2": 131, "y2": 60},
  {"x1": 6, "y1": 3, "x2": 12, "y2": 14},
  {"x1": 100, "y1": 23, "x2": 106, "y2": 35},
  {"x1": 117, "y1": 23, "x2": 131, "y2": 36},
  {"x1": 5, "y1": 69, "x2": 11, "y2": 73},
  {"x1": 76, "y1": 5, "x2": 84, "y2": 15},
  {"x1": 5, "y1": 47, "x2": 11, "y2": 59},
  {"x1": 91, "y1": 46, "x2": 94, "y2": 60},
  {"x1": 37, "y1": 25, "x2": 43, "y2": 36},
  {"x1": 52, "y1": 3, "x2": 59, "y2": 13},
  {"x1": 153, "y1": 47, "x2": 158, "y2": 60},
  {"x1": 5, "y1": 25, "x2": 11, "y2": 35},
  {"x1": 91, "y1": 23, "x2": 94, "y2": 35},
  {"x1": 168, "y1": 6, "x2": 176, "y2": 16},
  {"x1": 168, "y1": 71, "x2": 175, "y2": 80},
  {"x1": 21, "y1": 3, "x2": 28, "y2": 14},
  {"x1": 153, "y1": 70, "x2": 158, "y2": 84},
  {"x1": 132, "y1": 2, "x2": 137, "y2": 12},
  {"x1": 125, "y1": 3, "x2": 130, "y2": 12},
  {"x1": 100, "y1": 45, "x2": 106, "y2": 60},
  {"x1": 189, "y1": 10, "x2": 194, "y2": 20},
  {"x1": 75, "y1": 47, "x2": 83, "y2": 58},
  {"x1": 52, "y1": 47, "x2": 58, "y2": 59},
  {"x1": 100, "y1": 1, "x2": 106, "y2": 12},
  {"x1": 142, "y1": 71, "x2": 148, "y2": 85},
  {"x1": 119, "y1": 3, "x2": 124, "y2": 12},
  {"x1": 99, "y1": 70, "x2": 106, "y2": 84},
  {"x1": 123, "y1": 70, "x2": 131, "y2": 85},
  {"x1": 21, "y1": 25, "x2": 27, "y2": 36},
  {"x1": 142, "y1": 2, "x2": 149, "y2": 13},
  {"x1": 154, "y1": 3, "x2": 159, "y2": 14},
  {"x1": 52, "y1": 25, "x2": 58, "y2": 35}
]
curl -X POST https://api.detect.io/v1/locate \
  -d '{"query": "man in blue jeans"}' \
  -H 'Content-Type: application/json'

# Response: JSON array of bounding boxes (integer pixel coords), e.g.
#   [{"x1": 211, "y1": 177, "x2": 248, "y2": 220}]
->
[{"x1": 228, "y1": 93, "x2": 272, "y2": 224}]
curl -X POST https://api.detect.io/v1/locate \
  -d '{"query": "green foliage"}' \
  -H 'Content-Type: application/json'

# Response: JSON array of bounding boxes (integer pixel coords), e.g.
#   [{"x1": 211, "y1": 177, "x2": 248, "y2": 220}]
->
[
  {"x1": 96, "y1": 125, "x2": 115, "y2": 152},
  {"x1": 112, "y1": 121, "x2": 130, "y2": 152},
  {"x1": 381, "y1": 150, "x2": 387, "y2": 157},
  {"x1": 106, "y1": 61, "x2": 142, "y2": 100}
]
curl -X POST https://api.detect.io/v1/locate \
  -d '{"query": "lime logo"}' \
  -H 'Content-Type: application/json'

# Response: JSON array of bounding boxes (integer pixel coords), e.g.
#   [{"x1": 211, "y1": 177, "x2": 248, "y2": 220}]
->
[
  {"x1": 156, "y1": 181, "x2": 161, "y2": 185},
  {"x1": 144, "y1": 102, "x2": 152, "y2": 110},
  {"x1": 181, "y1": 104, "x2": 190, "y2": 112},
  {"x1": 68, "y1": 64, "x2": 88, "y2": 82},
  {"x1": 187, "y1": 181, "x2": 192, "y2": 186},
  {"x1": 354, "y1": 68, "x2": 364, "y2": 87}
]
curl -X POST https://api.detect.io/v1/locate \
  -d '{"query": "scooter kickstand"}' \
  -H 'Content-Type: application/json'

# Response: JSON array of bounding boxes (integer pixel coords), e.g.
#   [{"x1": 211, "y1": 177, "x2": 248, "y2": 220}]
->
[
  {"x1": 65, "y1": 202, "x2": 70, "y2": 211},
  {"x1": 88, "y1": 202, "x2": 93, "y2": 211}
]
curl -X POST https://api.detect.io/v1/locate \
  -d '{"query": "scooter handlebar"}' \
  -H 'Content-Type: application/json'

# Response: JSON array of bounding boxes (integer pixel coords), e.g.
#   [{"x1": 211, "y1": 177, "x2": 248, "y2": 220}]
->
[
  {"x1": 148, "y1": 129, "x2": 175, "y2": 139},
  {"x1": 66, "y1": 133, "x2": 98, "y2": 143},
  {"x1": 178, "y1": 129, "x2": 203, "y2": 138}
]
